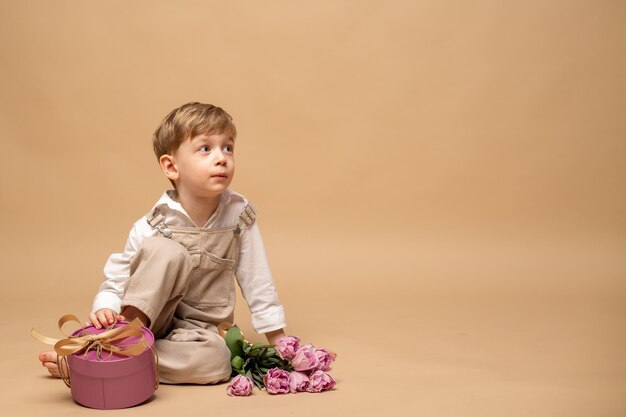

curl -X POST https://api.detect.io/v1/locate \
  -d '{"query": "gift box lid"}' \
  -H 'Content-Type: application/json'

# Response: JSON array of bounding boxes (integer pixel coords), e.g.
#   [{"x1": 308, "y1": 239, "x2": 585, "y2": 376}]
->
[{"x1": 69, "y1": 321, "x2": 155, "y2": 377}]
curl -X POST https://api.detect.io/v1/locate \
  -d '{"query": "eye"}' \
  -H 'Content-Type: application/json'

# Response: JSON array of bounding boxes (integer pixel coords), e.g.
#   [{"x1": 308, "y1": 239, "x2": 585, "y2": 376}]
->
[
  {"x1": 200, "y1": 145, "x2": 210, "y2": 153},
  {"x1": 223, "y1": 145, "x2": 234, "y2": 153}
]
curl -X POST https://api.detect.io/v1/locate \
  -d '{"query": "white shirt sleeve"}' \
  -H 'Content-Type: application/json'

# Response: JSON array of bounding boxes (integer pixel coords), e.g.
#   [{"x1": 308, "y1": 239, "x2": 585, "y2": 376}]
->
[
  {"x1": 235, "y1": 220, "x2": 287, "y2": 334},
  {"x1": 92, "y1": 218, "x2": 153, "y2": 314}
]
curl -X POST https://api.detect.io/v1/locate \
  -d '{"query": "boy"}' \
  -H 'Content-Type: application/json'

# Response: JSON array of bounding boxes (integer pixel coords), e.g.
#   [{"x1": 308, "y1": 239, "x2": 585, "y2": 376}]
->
[{"x1": 39, "y1": 102, "x2": 287, "y2": 384}]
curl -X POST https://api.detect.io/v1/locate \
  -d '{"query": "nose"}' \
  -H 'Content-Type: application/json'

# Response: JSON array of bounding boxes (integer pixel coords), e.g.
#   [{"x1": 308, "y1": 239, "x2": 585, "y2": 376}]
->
[{"x1": 213, "y1": 149, "x2": 227, "y2": 165}]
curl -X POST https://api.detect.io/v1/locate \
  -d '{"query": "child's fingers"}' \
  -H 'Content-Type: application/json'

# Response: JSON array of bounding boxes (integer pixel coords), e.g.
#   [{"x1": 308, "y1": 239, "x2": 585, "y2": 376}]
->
[
  {"x1": 104, "y1": 310, "x2": 116, "y2": 325},
  {"x1": 95, "y1": 310, "x2": 109, "y2": 329},
  {"x1": 89, "y1": 311, "x2": 103, "y2": 329},
  {"x1": 87, "y1": 311, "x2": 122, "y2": 328},
  {"x1": 87, "y1": 312, "x2": 98, "y2": 327}
]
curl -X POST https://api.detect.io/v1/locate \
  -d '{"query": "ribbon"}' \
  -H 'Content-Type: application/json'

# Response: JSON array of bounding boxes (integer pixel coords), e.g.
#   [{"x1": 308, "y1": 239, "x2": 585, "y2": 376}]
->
[
  {"x1": 31, "y1": 314, "x2": 148, "y2": 358},
  {"x1": 32, "y1": 314, "x2": 159, "y2": 389}
]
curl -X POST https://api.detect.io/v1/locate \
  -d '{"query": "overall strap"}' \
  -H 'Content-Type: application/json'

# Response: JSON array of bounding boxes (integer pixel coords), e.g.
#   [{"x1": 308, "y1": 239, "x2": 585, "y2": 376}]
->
[
  {"x1": 146, "y1": 206, "x2": 173, "y2": 238},
  {"x1": 147, "y1": 203, "x2": 256, "y2": 236},
  {"x1": 235, "y1": 204, "x2": 256, "y2": 234},
  {"x1": 146, "y1": 206, "x2": 166, "y2": 228}
]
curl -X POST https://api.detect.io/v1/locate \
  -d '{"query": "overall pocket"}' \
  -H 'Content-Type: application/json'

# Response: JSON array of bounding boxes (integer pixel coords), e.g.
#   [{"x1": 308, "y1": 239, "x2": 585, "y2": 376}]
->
[{"x1": 183, "y1": 249, "x2": 235, "y2": 307}]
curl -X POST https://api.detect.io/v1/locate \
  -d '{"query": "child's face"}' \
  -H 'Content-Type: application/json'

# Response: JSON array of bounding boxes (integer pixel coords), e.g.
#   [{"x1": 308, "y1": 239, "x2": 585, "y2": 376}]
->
[{"x1": 162, "y1": 131, "x2": 235, "y2": 199}]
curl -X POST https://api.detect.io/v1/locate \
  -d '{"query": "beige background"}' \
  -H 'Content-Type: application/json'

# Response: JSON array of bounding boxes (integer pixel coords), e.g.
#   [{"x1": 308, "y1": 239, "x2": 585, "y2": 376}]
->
[{"x1": 1, "y1": 1, "x2": 625, "y2": 416}]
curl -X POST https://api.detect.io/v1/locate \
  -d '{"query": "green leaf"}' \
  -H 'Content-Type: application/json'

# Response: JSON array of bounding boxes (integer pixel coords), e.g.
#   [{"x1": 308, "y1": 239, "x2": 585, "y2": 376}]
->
[
  {"x1": 224, "y1": 326, "x2": 245, "y2": 360},
  {"x1": 252, "y1": 373, "x2": 263, "y2": 385},
  {"x1": 266, "y1": 356, "x2": 283, "y2": 365},
  {"x1": 231, "y1": 356, "x2": 244, "y2": 370}
]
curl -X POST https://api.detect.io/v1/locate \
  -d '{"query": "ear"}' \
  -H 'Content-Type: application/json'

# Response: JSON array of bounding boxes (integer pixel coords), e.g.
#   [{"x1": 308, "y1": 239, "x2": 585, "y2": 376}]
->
[{"x1": 159, "y1": 154, "x2": 179, "y2": 182}]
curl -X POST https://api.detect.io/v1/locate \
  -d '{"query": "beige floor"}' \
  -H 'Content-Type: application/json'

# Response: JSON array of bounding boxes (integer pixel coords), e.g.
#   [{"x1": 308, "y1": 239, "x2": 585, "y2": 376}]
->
[
  {"x1": 1, "y1": 0, "x2": 625, "y2": 415},
  {"x1": 3, "y1": 230, "x2": 625, "y2": 417}
]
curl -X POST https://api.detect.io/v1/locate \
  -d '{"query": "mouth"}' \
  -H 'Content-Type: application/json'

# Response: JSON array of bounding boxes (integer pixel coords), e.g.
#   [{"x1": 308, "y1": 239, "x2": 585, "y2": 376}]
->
[{"x1": 211, "y1": 174, "x2": 228, "y2": 178}]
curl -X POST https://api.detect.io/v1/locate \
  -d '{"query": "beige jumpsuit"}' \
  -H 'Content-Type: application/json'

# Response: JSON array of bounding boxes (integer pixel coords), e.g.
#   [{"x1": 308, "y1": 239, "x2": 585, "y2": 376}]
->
[{"x1": 120, "y1": 204, "x2": 256, "y2": 384}]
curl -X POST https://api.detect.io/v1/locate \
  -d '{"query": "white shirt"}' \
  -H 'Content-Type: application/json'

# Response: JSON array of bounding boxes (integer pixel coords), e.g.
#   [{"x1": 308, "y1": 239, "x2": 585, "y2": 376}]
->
[{"x1": 92, "y1": 188, "x2": 286, "y2": 334}]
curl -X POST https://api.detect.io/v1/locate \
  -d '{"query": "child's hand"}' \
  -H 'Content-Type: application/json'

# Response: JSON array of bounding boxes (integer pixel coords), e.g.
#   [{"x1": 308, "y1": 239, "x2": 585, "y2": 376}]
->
[
  {"x1": 265, "y1": 328, "x2": 286, "y2": 346},
  {"x1": 87, "y1": 308, "x2": 125, "y2": 329}
]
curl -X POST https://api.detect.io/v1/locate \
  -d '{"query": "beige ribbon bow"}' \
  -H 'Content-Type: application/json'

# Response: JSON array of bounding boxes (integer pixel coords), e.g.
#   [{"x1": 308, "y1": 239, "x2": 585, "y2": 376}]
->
[{"x1": 31, "y1": 314, "x2": 148, "y2": 357}]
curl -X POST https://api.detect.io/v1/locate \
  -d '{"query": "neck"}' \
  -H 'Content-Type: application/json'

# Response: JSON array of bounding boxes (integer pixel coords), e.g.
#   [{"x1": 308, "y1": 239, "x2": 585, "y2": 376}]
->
[{"x1": 174, "y1": 188, "x2": 222, "y2": 227}]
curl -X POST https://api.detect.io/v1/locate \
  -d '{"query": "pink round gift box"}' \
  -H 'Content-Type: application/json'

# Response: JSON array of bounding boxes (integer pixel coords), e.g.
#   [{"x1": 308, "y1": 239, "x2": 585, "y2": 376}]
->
[{"x1": 68, "y1": 321, "x2": 157, "y2": 409}]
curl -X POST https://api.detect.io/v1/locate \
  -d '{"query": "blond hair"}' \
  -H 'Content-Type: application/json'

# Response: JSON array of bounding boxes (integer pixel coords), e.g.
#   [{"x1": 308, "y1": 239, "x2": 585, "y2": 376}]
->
[{"x1": 152, "y1": 102, "x2": 237, "y2": 159}]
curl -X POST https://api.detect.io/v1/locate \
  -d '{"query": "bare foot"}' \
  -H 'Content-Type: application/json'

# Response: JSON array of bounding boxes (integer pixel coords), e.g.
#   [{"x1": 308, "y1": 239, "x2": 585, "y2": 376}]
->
[{"x1": 39, "y1": 350, "x2": 68, "y2": 378}]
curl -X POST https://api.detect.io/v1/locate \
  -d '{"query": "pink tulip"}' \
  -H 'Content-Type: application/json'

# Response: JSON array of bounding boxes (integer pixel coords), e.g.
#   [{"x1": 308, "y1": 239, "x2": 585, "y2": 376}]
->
[
  {"x1": 226, "y1": 375, "x2": 253, "y2": 396},
  {"x1": 288, "y1": 371, "x2": 310, "y2": 393},
  {"x1": 263, "y1": 368, "x2": 291, "y2": 395},
  {"x1": 313, "y1": 347, "x2": 337, "y2": 371},
  {"x1": 291, "y1": 344, "x2": 319, "y2": 372},
  {"x1": 306, "y1": 370, "x2": 336, "y2": 393},
  {"x1": 274, "y1": 335, "x2": 301, "y2": 360}
]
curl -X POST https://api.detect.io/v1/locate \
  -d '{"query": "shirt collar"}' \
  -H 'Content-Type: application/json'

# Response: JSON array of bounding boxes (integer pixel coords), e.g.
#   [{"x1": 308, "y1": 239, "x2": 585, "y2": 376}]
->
[{"x1": 151, "y1": 188, "x2": 243, "y2": 227}]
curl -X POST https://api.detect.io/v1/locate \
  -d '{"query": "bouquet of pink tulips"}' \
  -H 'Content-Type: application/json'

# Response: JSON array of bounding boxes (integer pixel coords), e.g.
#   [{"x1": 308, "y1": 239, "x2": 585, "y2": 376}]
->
[{"x1": 223, "y1": 325, "x2": 337, "y2": 396}]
